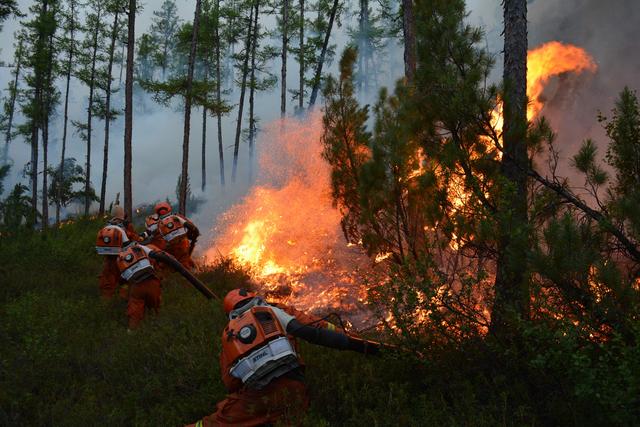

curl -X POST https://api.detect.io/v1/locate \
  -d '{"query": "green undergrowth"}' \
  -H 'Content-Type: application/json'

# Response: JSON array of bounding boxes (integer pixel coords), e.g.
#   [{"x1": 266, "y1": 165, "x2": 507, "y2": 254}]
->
[{"x1": 1, "y1": 219, "x2": 638, "y2": 426}]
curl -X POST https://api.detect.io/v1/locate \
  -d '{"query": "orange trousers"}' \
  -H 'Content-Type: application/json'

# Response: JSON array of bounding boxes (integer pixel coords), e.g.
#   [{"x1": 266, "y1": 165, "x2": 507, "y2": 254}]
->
[
  {"x1": 167, "y1": 238, "x2": 195, "y2": 270},
  {"x1": 186, "y1": 377, "x2": 309, "y2": 427},
  {"x1": 99, "y1": 256, "x2": 121, "y2": 299},
  {"x1": 127, "y1": 277, "x2": 162, "y2": 329}
]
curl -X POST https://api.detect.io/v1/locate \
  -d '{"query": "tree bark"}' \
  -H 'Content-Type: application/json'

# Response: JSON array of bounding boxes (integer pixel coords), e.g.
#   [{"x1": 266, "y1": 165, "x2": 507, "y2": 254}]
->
[
  {"x1": 214, "y1": 0, "x2": 225, "y2": 186},
  {"x1": 201, "y1": 104, "x2": 207, "y2": 192},
  {"x1": 491, "y1": 0, "x2": 529, "y2": 338},
  {"x1": 99, "y1": 10, "x2": 119, "y2": 215},
  {"x1": 42, "y1": 29, "x2": 55, "y2": 231},
  {"x1": 248, "y1": 0, "x2": 259, "y2": 180},
  {"x1": 84, "y1": 6, "x2": 102, "y2": 216},
  {"x1": 298, "y1": 0, "x2": 304, "y2": 111},
  {"x1": 2, "y1": 38, "x2": 22, "y2": 163},
  {"x1": 57, "y1": 1, "x2": 75, "y2": 224},
  {"x1": 401, "y1": 0, "x2": 416, "y2": 82},
  {"x1": 31, "y1": 0, "x2": 49, "y2": 227},
  {"x1": 179, "y1": 0, "x2": 202, "y2": 215},
  {"x1": 124, "y1": 0, "x2": 136, "y2": 220},
  {"x1": 280, "y1": 0, "x2": 289, "y2": 117},
  {"x1": 308, "y1": 0, "x2": 338, "y2": 107},
  {"x1": 231, "y1": 2, "x2": 255, "y2": 182}
]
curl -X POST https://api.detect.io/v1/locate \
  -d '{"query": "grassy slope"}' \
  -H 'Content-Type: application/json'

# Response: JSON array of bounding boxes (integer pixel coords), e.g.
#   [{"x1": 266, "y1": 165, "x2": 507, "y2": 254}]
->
[{"x1": 0, "y1": 219, "x2": 523, "y2": 426}]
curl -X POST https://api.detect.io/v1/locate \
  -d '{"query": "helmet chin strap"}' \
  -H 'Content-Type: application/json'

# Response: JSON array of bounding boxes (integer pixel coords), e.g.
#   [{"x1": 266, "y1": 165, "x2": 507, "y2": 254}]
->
[{"x1": 229, "y1": 297, "x2": 265, "y2": 320}]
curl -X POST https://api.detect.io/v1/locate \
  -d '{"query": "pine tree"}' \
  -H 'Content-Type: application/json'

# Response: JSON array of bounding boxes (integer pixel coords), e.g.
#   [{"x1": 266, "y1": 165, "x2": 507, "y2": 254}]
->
[
  {"x1": 41, "y1": 3, "x2": 60, "y2": 230},
  {"x1": 401, "y1": 0, "x2": 415, "y2": 81},
  {"x1": 75, "y1": 0, "x2": 106, "y2": 216},
  {"x1": 124, "y1": 0, "x2": 136, "y2": 220},
  {"x1": 178, "y1": 0, "x2": 202, "y2": 214},
  {"x1": 135, "y1": 33, "x2": 158, "y2": 81},
  {"x1": 308, "y1": 0, "x2": 340, "y2": 107},
  {"x1": 149, "y1": 0, "x2": 181, "y2": 80},
  {"x1": 0, "y1": 0, "x2": 20, "y2": 30},
  {"x1": 19, "y1": 0, "x2": 60, "y2": 227},
  {"x1": 98, "y1": 0, "x2": 125, "y2": 215},
  {"x1": 491, "y1": 0, "x2": 530, "y2": 337},
  {"x1": 55, "y1": 0, "x2": 80, "y2": 224},
  {"x1": 247, "y1": 1, "x2": 277, "y2": 179},
  {"x1": 279, "y1": 0, "x2": 290, "y2": 117},
  {"x1": 214, "y1": 0, "x2": 227, "y2": 186},
  {"x1": 231, "y1": 0, "x2": 256, "y2": 182},
  {"x1": 322, "y1": 0, "x2": 499, "y2": 340},
  {"x1": 0, "y1": 35, "x2": 24, "y2": 164},
  {"x1": 349, "y1": 0, "x2": 387, "y2": 93}
]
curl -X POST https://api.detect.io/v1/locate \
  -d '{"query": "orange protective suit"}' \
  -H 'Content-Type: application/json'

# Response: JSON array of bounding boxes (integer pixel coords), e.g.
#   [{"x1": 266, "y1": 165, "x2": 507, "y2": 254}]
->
[
  {"x1": 187, "y1": 304, "x2": 336, "y2": 427},
  {"x1": 97, "y1": 222, "x2": 139, "y2": 300},
  {"x1": 126, "y1": 276, "x2": 162, "y2": 329},
  {"x1": 167, "y1": 238, "x2": 195, "y2": 270},
  {"x1": 159, "y1": 214, "x2": 199, "y2": 270},
  {"x1": 98, "y1": 256, "x2": 122, "y2": 299},
  {"x1": 186, "y1": 376, "x2": 308, "y2": 427},
  {"x1": 117, "y1": 242, "x2": 163, "y2": 329}
]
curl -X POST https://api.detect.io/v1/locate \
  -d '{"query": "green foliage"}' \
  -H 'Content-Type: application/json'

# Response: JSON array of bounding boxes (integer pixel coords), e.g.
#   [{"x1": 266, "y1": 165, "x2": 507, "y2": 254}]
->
[
  {"x1": 48, "y1": 158, "x2": 97, "y2": 211},
  {"x1": 321, "y1": 46, "x2": 371, "y2": 243},
  {"x1": 0, "y1": 182, "x2": 34, "y2": 229},
  {"x1": 322, "y1": 1, "x2": 498, "y2": 341},
  {"x1": 604, "y1": 87, "x2": 640, "y2": 195},
  {"x1": 1, "y1": 220, "x2": 640, "y2": 426}
]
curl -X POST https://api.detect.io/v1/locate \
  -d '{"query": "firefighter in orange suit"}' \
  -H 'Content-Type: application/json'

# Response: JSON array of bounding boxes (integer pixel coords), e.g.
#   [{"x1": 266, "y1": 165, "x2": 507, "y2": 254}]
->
[
  {"x1": 95, "y1": 206, "x2": 140, "y2": 299},
  {"x1": 186, "y1": 289, "x2": 380, "y2": 427},
  {"x1": 156, "y1": 201, "x2": 200, "y2": 270},
  {"x1": 140, "y1": 205, "x2": 166, "y2": 250},
  {"x1": 117, "y1": 240, "x2": 215, "y2": 330}
]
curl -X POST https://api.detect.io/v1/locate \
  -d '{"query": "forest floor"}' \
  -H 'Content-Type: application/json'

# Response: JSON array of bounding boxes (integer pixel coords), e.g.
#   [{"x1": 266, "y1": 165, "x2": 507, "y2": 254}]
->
[{"x1": 1, "y1": 219, "x2": 549, "y2": 426}]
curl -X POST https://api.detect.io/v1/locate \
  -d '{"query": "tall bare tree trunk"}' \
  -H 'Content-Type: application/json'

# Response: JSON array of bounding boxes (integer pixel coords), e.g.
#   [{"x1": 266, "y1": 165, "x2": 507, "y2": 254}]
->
[
  {"x1": 99, "y1": 10, "x2": 119, "y2": 215},
  {"x1": 179, "y1": 0, "x2": 202, "y2": 214},
  {"x1": 42, "y1": 30, "x2": 55, "y2": 231},
  {"x1": 84, "y1": 7, "x2": 102, "y2": 216},
  {"x1": 201, "y1": 104, "x2": 207, "y2": 192},
  {"x1": 2, "y1": 38, "x2": 22, "y2": 164},
  {"x1": 491, "y1": 0, "x2": 529, "y2": 338},
  {"x1": 231, "y1": 2, "x2": 255, "y2": 182},
  {"x1": 308, "y1": 0, "x2": 338, "y2": 107},
  {"x1": 248, "y1": 0, "x2": 259, "y2": 180},
  {"x1": 124, "y1": 0, "x2": 136, "y2": 220},
  {"x1": 30, "y1": 113, "x2": 39, "y2": 226},
  {"x1": 402, "y1": 0, "x2": 416, "y2": 82},
  {"x1": 298, "y1": 0, "x2": 304, "y2": 111},
  {"x1": 280, "y1": 0, "x2": 289, "y2": 117},
  {"x1": 118, "y1": 41, "x2": 125, "y2": 87},
  {"x1": 214, "y1": 0, "x2": 225, "y2": 186},
  {"x1": 57, "y1": 2, "x2": 75, "y2": 224}
]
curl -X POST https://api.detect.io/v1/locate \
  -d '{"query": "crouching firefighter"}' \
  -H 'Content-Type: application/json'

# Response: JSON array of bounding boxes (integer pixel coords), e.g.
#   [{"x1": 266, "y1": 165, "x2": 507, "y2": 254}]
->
[
  {"x1": 156, "y1": 202, "x2": 200, "y2": 270},
  {"x1": 117, "y1": 240, "x2": 217, "y2": 330},
  {"x1": 186, "y1": 288, "x2": 381, "y2": 427},
  {"x1": 95, "y1": 206, "x2": 141, "y2": 299}
]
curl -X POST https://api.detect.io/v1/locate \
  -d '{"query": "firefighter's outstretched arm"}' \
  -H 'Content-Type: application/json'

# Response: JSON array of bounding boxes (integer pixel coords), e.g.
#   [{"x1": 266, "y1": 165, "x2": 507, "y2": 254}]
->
[
  {"x1": 284, "y1": 317, "x2": 380, "y2": 355},
  {"x1": 148, "y1": 251, "x2": 219, "y2": 300}
]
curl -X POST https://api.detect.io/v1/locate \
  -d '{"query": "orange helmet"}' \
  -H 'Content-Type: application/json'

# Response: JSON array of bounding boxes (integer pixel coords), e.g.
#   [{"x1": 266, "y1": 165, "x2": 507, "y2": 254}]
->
[
  {"x1": 154, "y1": 201, "x2": 172, "y2": 216},
  {"x1": 223, "y1": 288, "x2": 257, "y2": 314}
]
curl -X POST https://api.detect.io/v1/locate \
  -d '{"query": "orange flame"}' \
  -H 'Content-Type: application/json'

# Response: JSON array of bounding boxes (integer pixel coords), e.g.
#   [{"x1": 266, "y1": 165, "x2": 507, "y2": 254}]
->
[
  {"x1": 205, "y1": 42, "x2": 597, "y2": 327},
  {"x1": 527, "y1": 41, "x2": 597, "y2": 119},
  {"x1": 204, "y1": 113, "x2": 376, "y2": 323}
]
